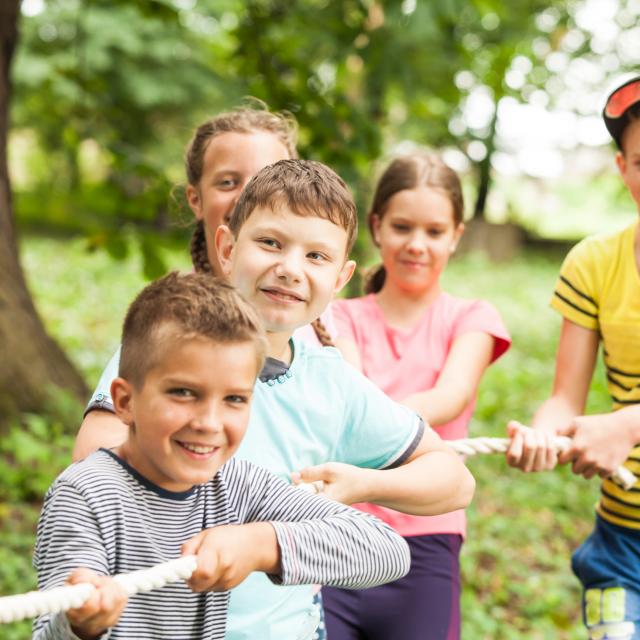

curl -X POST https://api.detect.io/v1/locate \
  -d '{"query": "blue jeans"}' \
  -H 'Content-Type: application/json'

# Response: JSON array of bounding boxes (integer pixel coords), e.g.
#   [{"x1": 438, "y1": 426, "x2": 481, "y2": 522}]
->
[{"x1": 572, "y1": 516, "x2": 640, "y2": 639}]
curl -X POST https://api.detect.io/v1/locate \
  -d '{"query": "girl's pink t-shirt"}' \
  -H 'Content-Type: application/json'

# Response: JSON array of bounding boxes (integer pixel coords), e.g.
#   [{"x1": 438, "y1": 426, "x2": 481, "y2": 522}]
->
[{"x1": 332, "y1": 292, "x2": 511, "y2": 538}]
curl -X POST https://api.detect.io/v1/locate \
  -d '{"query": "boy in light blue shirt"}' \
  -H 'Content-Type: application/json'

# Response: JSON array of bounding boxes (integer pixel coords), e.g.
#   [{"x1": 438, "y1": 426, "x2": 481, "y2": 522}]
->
[{"x1": 78, "y1": 159, "x2": 475, "y2": 639}]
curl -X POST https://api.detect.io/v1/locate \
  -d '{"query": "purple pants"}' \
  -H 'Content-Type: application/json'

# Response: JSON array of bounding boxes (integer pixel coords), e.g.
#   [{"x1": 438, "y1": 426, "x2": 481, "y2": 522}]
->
[{"x1": 322, "y1": 533, "x2": 462, "y2": 640}]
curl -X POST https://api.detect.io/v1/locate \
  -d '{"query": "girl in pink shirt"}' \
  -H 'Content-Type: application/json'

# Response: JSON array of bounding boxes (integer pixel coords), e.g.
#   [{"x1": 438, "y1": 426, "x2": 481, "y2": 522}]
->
[{"x1": 323, "y1": 153, "x2": 511, "y2": 640}]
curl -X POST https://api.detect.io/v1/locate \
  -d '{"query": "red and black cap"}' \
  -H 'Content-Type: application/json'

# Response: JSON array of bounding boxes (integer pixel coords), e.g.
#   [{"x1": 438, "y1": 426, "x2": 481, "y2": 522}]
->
[{"x1": 603, "y1": 75, "x2": 640, "y2": 149}]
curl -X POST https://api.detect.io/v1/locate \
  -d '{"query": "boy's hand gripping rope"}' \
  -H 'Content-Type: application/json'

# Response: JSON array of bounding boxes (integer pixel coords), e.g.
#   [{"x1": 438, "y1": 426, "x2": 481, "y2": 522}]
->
[
  {"x1": 0, "y1": 555, "x2": 198, "y2": 625},
  {"x1": 449, "y1": 436, "x2": 637, "y2": 490}
]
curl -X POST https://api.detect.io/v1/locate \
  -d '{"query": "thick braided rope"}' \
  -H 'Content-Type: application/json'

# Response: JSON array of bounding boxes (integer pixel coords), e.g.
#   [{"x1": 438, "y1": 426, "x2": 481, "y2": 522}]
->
[
  {"x1": 0, "y1": 555, "x2": 198, "y2": 625},
  {"x1": 449, "y1": 436, "x2": 637, "y2": 490}
]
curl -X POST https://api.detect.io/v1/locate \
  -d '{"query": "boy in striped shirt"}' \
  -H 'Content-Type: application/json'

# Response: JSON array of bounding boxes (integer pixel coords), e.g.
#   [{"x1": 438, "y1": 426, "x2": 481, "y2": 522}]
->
[{"x1": 33, "y1": 272, "x2": 410, "y2": 640}]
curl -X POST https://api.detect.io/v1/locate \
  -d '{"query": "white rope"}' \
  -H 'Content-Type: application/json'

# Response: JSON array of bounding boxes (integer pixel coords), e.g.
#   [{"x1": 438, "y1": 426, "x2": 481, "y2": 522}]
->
[
  {"x1": 0, "y1": 555, "x2": 197, "y2": 625},
  {"x1": 449, "y1": 436, "x2": 637, "y2": 490}
]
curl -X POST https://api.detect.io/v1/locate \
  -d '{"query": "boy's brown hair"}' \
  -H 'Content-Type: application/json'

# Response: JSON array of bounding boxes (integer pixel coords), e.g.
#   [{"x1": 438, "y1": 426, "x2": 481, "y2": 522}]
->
[
  {"x1": 120, "y1": 272, "x2": 266, "y2": 388},
  {"x1": 228, "y1": 159, "x2": 358, "y2": 255}
]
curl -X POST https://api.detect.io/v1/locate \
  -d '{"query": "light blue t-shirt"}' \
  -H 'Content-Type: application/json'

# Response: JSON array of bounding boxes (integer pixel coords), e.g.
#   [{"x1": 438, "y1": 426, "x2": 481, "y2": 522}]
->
[{"x1": 87, "y1": 337, "x2": 424, "y2": 640}]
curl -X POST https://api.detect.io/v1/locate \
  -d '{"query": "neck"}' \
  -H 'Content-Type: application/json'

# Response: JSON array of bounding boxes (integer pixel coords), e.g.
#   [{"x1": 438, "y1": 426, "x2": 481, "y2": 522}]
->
[
  {"x1": 376, "y1": 280, "x2": 441, "y2": 329},
  {"x1": 265, "y1": 331, "x2": 293, "y2": 363}
]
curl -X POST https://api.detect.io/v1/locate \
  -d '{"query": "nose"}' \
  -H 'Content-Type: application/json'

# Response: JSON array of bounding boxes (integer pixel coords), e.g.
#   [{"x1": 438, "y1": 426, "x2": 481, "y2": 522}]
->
[
  {"x1": 274, "y1": 249, "x2": 304, "y2": 283},
  {"x1": 191, "y1": 401, "x2": 223, "y2": 434},
  {"x1": 405, "y1": 230, "x2": 428, "y2": 254}
]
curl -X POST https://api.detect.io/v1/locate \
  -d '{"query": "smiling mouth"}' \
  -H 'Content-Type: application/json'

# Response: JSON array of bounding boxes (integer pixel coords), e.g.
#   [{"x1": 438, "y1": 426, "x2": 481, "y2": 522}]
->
[
  {"x1": 177, "y1": 442, "x2": 219, "y2": 456},
  {"x1": 399, "y1": 260, "x2": 428, "y2": 267},
  {"x1": 260, "y1": 287, "x2": 305, "y2": 303}
]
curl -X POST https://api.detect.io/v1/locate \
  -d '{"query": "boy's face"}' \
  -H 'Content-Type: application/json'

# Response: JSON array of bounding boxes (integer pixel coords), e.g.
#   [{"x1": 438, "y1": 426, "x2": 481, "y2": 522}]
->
[
  {"x1": 616, "y1": 118, "x2": 640, "y2": 210},
  {"x1": 216, "y1": 205, "x2": 355, "y2": 336},
  {"x1": 111, "y1": 337, "x2": 258, "y2": 492}
]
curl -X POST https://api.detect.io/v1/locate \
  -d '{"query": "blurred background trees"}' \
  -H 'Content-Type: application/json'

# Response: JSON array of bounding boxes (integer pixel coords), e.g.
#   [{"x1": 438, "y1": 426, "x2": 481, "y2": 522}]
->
[
  {"x1": 2, "y1": 2, "x2": 639, "y2": 637},
  {"x1": 2, "y1": 0, "x2": 639, "y2": 417}
]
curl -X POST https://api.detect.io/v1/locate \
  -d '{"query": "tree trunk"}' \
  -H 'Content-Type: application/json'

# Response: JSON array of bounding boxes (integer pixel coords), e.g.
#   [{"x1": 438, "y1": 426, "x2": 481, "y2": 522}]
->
[
  {"x1": 473, "y1": 105, "x2": 499, "y2": 220},
  {"x1": 0, "y1": 1, "x2": 87, "y2": 427}
]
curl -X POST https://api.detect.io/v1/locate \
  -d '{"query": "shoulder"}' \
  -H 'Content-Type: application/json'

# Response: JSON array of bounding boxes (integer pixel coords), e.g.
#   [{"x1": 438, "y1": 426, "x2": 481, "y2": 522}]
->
[
  {"x1": 292, "y1": 336, "x2": 344, "y2": 366},
  {"x1": 563, "y1": 225, "x2": 630, "y2": 269},
  {"x1": 437, "y1": 292, "x2": 501, "y2": 321},
  {"x1": 332, "y1": 294, "x2": 374, "y2": 317},
  {"x1": 218, "y1": 457, "x2": 270, "y2": 484},
  {"x1": 54, "y1": 450, "x2": 121, "y2": 487},
  {"x1": 44, "y1": 450, "x2": 127, "y2": 509}
]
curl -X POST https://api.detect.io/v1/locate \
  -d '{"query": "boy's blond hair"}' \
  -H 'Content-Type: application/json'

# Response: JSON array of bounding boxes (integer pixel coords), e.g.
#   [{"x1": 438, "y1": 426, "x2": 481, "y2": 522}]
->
[
  {"x1": 229, "y1": 159, "x2": 358, "y2": 255},
  {"x1": 120, "y1": 272, "x2": 266, "y2": 387}
]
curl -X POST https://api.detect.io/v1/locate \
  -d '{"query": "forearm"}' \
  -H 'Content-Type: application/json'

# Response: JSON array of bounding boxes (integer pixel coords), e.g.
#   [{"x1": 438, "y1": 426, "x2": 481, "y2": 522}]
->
[
  {"x1": 243, "y1": 522, "x2": 280, "y2": 575},
  {"x1": 605, "y1": 405, "x2": 640, "y2": 443},
  {"x1": 360, "y1": 450, "x2": 475, "y2": 515},
  {"x1": 73, "y1": 411, "x2": 128, "y2": 462},
  {"x1": 271, "y1": 510, "x2": 410, "y2": 589},
  {"x1": 531, "y1": 394, "x2": 584, "y2": 434},
  {"x1": 403, "y1": 387, "x2": 470, "y2": 428}
]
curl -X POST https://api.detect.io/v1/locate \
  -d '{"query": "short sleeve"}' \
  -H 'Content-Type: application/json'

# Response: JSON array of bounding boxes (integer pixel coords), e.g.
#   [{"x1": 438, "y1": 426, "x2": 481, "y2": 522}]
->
[
  {"x1": 331, "y1": 298, "x2": 360, "y2": 343},
  {"x1": 84, "y1": 346, "x2": 121, "y2": 415},
  {"x1": 452, "y1": 300, "x2": 511, "y2": 363},
  {"x1": 550, "y1": 240, "x2": 600, "y2": 331},
  {"x1": 333, "y1": 361, "x2": 424, "y2": 469}
]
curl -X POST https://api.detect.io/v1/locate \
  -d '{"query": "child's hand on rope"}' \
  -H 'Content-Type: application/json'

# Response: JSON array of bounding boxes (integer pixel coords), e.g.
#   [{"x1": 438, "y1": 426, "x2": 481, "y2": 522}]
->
[
  {"x1": 557, "y1": 414, "x2": 636, "y2": 479},
  {"x1": 182, "y1": 523, "x2": 280, "y2": 592},
  {"x1": 291, "y1": 462, "x2": 369, "y2": 505},
  {"x1": 505, "y1": 421, "x2": 559, "y2": 472},
  {"x1": 65, "y1": 568, "x2": 128, "y2": 640}
]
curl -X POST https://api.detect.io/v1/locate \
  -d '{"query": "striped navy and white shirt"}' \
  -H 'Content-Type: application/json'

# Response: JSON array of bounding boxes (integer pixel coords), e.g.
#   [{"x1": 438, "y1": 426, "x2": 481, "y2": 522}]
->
[{"x1": 33, "y1": 449, "x2": 410, "y2": 640}]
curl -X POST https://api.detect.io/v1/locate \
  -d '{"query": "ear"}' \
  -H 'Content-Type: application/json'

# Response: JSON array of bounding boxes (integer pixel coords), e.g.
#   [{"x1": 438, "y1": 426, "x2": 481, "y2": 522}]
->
[
  {"x1": 214, "y1": 224, "x2": 235, "y2": 277},
  {"x1": 370, "y1": 214, "x2": 382, "y2": 245},
  {"x1": 334, "y1": 259, "x2": 357, "y2": 294},
  {"x1": 450, "y1": 222, "x2": 465, "y2": 253},
  {"x1": 111, "y1": 378, "x2": 135, "y2": 427},
  {"x1": 615, "y1": 150, "x2": 626, "y2": 177},
  {"x1": 186, "y1": 184, "x2": 203, "y2": 220}
]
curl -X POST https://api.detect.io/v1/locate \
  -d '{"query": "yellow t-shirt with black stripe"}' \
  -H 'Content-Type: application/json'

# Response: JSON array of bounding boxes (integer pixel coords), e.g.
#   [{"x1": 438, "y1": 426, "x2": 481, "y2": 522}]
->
[{"x1": 551, "y1": 221, "x2": 640, "y2": 529}]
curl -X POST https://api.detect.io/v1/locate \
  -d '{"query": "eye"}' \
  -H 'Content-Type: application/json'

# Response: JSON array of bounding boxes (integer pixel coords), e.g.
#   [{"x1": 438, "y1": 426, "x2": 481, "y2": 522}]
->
[
  {"x1": 391, "y1": 223, "x2": 411, "y2": 233},
  {"x1": 257, "y1": 237, "x2": 280, "y2": 249},
  {"x1": 307, "y1": 251, "x2": 328, "y2": 262},
  {"x1": 428, "y1": 228, "x2": 444, "y2": 237},
  {"x1": 225, "y1": 394, "x2": 250, "y2": 405},
  {"x1": 168, "y1": 388, "x2": 195, "y2": 398},
  {"x1": 216, "y1": 177, "x2": 239, "y2": 190}
]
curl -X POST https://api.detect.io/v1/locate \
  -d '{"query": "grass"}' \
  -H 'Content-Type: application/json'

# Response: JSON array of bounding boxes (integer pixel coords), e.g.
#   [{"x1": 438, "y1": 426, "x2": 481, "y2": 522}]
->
[{"x1": 1, "y1": 235, "x2": 612, "y2": 639}]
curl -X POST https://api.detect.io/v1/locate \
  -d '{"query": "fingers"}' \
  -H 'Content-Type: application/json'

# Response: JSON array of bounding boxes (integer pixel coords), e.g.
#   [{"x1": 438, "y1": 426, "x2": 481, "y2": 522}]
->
[
  {"x1": 185, "y1": 531, "x2": 223, "y2": 593},
  {"x1": 65, "y1": 571, "x2": 127, "y2": 636},
  {"x1": 506, "y1": 422, "x2": 557, "y2": 472},
  {"x1": 181, "y1": 529, "x2": 207, "y2": 558},
  {"x1": 505, "y1": 422, "x2": 524, "y2": 467},
  {"x1": 294, "y1": 464, "x2": 332, "y2": 484}
]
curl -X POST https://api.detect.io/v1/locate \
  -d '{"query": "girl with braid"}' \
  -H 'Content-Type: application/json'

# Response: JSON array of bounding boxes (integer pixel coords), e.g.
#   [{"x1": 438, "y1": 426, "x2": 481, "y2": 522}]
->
[{"x1": 316, "y1": 153, "x2": 511, "y2": 640}]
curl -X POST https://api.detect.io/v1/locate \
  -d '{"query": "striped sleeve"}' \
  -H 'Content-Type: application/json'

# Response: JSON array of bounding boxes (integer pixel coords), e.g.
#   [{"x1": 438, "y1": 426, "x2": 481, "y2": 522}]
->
[
  {"x1": 550, "y1": 239, "x2": 600, "y2": 330},
  {"x1": 33, "y1": 481, "x2": 110, "y2": 640},
  {"x1": 227, "y1": 461, "x2": 410, "y2": 589}
]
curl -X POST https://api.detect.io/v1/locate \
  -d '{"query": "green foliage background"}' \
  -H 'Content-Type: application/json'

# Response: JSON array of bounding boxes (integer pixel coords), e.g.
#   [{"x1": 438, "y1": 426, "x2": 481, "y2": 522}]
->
[
  {"x1": 0, "y1": 236, "x2": 611, "y2": 639},
  {"x1": 3, "y1": 1, "x2": 634, "y2": 637}
]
